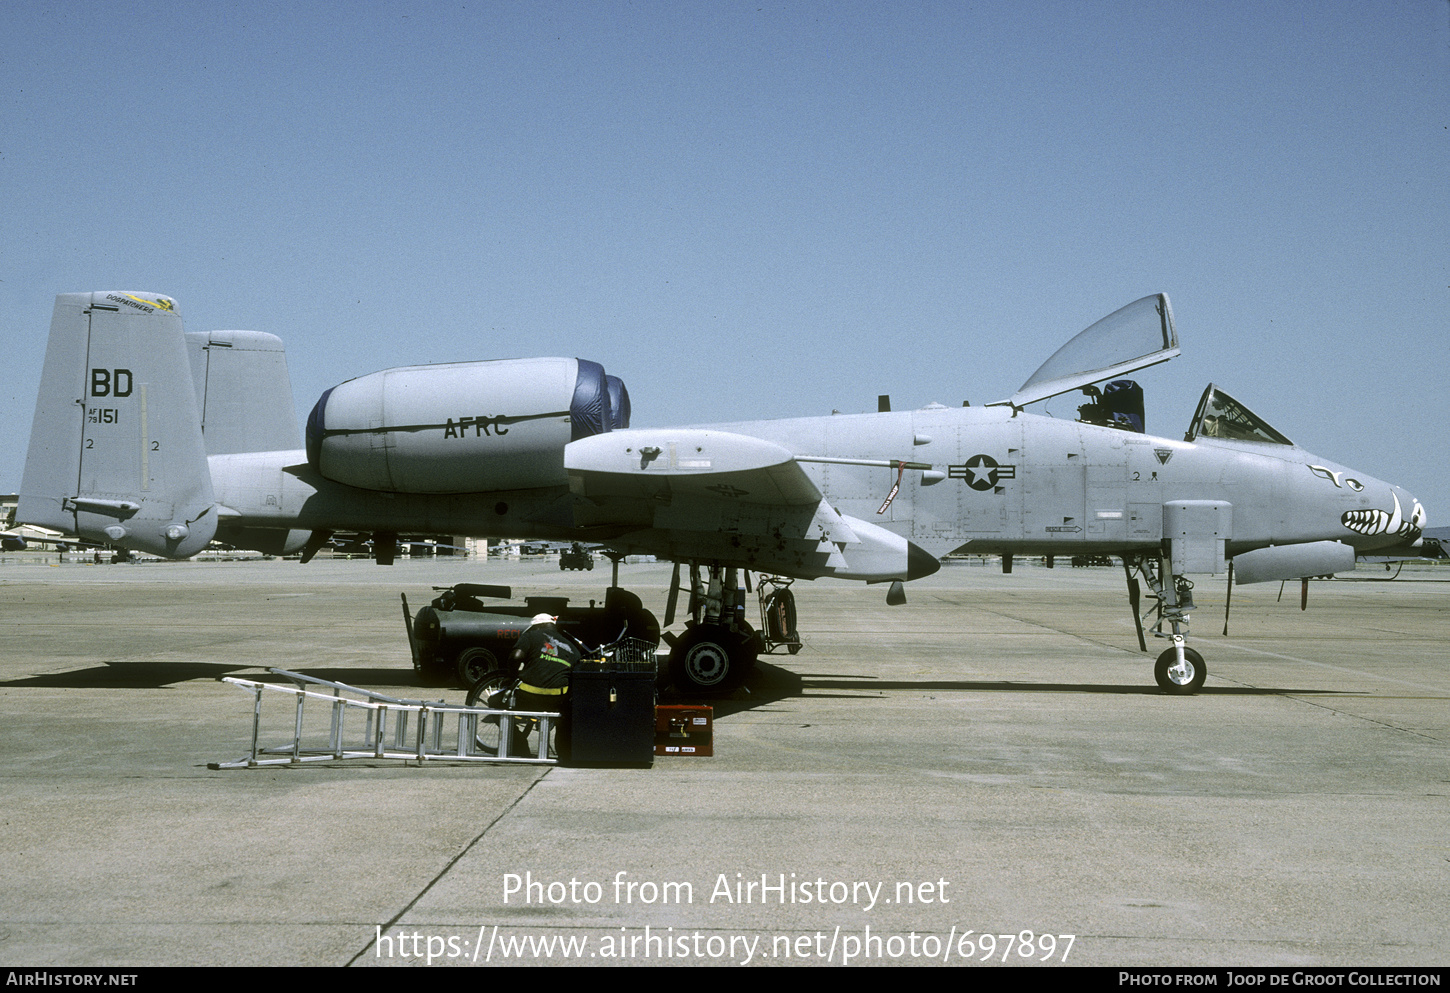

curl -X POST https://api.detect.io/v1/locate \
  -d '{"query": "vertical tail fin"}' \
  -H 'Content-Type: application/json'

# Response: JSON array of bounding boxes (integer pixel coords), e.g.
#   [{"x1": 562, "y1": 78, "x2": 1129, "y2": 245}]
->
[
  {"x1": 19, "y1": 292, "x2": 219, "y2": 557},
  {"x1": 185, "y1": 329, "x2": 301, "y2": 454}
]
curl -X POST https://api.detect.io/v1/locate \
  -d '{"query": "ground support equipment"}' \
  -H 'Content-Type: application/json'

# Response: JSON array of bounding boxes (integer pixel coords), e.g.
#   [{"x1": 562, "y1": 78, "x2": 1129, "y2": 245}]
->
[
  {"x1": 568, "y1": 637, "x2": 659, "y2": 767},
  {"x1": 209, "y1": 667, "x2": 558, "y2": 768}
]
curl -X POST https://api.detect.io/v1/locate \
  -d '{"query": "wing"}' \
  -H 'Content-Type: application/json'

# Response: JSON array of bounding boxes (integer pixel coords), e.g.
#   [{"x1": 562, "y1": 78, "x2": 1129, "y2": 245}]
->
[{"x1": 564, "y1": 428, "x2": 932, "y2": 581}]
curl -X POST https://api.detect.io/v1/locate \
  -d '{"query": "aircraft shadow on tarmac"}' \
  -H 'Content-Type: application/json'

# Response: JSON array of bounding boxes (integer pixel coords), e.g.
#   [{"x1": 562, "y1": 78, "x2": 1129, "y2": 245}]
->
[
  {"x1": 686, "y1": 659, "x2": 1345, "y2": 720},
  {"x1": 0, "y1": 661, "x2": 256, "y2": 689},
  {"x1": 0, "y1": 659, "x2": 1345, "y2": 712},
  {"x1": 0, "y1": 663, "x2": 430, "y2": 692}
]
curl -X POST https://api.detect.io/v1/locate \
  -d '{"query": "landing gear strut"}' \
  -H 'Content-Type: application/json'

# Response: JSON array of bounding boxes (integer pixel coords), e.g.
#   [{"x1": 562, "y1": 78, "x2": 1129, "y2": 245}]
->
[
  {"x1": 665, "y1": 563, "x2": 761, "y2": 695},
  {"x1": 1125, "y1": 554, "x2": 1208, "y2": 694}
]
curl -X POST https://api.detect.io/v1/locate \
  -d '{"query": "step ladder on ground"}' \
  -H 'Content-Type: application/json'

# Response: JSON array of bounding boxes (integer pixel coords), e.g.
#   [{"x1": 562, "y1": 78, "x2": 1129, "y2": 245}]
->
[{"x1": 209, "y1": 668, "x2": 557, "y2": 768}]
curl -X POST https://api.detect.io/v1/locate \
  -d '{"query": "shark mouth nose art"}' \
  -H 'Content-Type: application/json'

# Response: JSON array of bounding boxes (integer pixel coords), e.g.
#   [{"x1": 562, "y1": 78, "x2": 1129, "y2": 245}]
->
[{"x1": 1341, "y1": 492, "x2": 1425, "y2": 540}]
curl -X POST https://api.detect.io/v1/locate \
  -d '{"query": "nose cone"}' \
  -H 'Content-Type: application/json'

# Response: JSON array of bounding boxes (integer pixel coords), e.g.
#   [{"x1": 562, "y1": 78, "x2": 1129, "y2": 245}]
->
[
  {"x1": 1403, "y1": 488, "x2": 1427, "y2": 532},
  {"x1": 1340, "y1": 483, "x2": 1425, "y2": 546}
]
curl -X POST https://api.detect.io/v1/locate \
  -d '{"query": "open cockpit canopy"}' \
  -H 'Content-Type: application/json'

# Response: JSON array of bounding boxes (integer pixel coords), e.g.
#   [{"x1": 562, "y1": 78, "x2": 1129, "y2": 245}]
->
[
  {"x1": 999, "y1": 293, "x2": 1179, "y2": 408},
  {"x1": 1186, "y1": 384, "x2": 1293, "y2": 445}
]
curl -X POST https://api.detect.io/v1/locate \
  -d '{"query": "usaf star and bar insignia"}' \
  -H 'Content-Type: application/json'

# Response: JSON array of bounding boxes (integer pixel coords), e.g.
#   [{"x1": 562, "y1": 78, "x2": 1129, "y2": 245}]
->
[{"x1": 948, "y1": 454, "x2": 1017, "y2": 491}]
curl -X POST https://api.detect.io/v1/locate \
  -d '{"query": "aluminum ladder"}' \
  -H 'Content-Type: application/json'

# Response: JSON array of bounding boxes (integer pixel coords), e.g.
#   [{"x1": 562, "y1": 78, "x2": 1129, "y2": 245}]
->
[{"x1": 209, "y1": 668, "x2": 558, "y2": 768}]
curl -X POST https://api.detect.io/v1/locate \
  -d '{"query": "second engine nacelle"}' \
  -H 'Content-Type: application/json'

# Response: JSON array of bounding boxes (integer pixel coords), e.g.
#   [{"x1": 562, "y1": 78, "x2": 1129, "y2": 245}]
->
[{"x1": 306, "y1": 357, "x2": 629, "y2": 493}]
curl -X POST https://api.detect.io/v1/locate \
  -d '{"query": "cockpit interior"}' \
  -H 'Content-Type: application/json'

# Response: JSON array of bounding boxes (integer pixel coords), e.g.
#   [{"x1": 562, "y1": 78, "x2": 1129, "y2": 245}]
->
[{"x1": 1185, "y1": 384, "x2": 1293, "y2": 445}]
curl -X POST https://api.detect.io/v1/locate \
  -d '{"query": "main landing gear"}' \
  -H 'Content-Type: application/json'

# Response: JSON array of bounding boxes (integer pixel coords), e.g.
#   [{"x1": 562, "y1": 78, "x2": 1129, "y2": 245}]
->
[
  {"x1": 661, "y1": 563, "x2": 771, "y2": 695},
  {"x1": 1124, "y1": 554, "x2": 1208, "y2": 694}
]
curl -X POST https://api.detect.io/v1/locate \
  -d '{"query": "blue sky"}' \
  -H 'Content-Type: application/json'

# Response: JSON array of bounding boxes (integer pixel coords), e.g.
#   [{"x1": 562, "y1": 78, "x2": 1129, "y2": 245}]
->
[{"x1": 4, "y1": 1, "x2": 1447, "y2": 515}]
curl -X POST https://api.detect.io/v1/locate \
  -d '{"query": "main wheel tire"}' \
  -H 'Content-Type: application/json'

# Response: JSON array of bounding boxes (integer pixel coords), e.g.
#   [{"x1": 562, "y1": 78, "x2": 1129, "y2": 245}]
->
[
  {"x1": 456, "y1": 646, "x2": 500, "y2": 688},
  {"x1": 1154, "y1": 646, "x2": 1206, "y2": 694},
  {"x1": 669, "y1": 626, "x2": 755, "y2": 695}
]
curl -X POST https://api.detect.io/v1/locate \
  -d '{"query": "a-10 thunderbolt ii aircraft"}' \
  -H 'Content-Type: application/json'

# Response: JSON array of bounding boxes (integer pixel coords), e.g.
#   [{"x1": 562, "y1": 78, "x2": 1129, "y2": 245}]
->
[{"x1": 18, "y1": 291, "x2": 1431, "y2": 695}]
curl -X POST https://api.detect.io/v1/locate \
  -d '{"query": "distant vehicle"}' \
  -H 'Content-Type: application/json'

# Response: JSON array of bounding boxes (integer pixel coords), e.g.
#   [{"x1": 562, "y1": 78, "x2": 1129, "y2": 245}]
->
[{"x1": 559, "y1": 542, "x2": 595, "y2": 571}]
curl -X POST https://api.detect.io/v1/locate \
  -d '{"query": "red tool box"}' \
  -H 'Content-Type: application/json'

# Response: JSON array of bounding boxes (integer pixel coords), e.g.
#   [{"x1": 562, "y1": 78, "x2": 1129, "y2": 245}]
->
[{"x1": 654, "y1": 705, "x2": 713, "y2": 756}]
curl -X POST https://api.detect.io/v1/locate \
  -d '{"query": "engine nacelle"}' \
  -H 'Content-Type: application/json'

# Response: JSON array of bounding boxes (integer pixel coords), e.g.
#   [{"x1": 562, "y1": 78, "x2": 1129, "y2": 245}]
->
[{"x1": 306, "y1": 357, "x2": 629, "y2": 493}]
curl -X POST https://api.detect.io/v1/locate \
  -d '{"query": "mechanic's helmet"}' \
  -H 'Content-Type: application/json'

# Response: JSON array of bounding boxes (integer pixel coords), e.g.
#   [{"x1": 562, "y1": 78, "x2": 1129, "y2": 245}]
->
[{"x1": 529, "y1": 612, "x2": 556, "y2": 627}]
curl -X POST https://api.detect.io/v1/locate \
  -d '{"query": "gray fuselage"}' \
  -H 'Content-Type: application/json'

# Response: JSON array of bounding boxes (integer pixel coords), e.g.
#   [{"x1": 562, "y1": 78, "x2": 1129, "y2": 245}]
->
[{"x1": 208, "y1": 402, "x2": 1416, "y2": 574}]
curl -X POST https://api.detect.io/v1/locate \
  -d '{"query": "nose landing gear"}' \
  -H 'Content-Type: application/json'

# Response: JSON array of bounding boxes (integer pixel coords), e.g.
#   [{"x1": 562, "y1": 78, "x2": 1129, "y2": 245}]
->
[{"x1": 1126, "y1": 554, "x2": 1209, "y2": 694}]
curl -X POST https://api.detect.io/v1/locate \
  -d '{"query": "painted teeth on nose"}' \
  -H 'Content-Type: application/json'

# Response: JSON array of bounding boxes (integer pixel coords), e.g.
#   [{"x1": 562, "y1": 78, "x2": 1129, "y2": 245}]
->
[
  {"x1": 1341, "y1": 493, "x2": 1421, "y2": 539},
  {"x1": 1341, "y1": 508, "x2": 1393, "y2": 535}
]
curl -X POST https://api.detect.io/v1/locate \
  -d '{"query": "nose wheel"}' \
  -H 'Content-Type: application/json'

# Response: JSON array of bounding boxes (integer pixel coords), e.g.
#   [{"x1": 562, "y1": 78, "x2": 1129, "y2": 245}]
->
[{"x1": 1154, "y1": 644, "x2": 1206, "y2": 694}]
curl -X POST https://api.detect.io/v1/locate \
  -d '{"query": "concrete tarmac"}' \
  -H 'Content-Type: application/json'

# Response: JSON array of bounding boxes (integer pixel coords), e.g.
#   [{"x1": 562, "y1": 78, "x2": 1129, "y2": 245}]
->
[{"x1": 0, "y1": 554, "x2": 1446, "y2": 967}]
